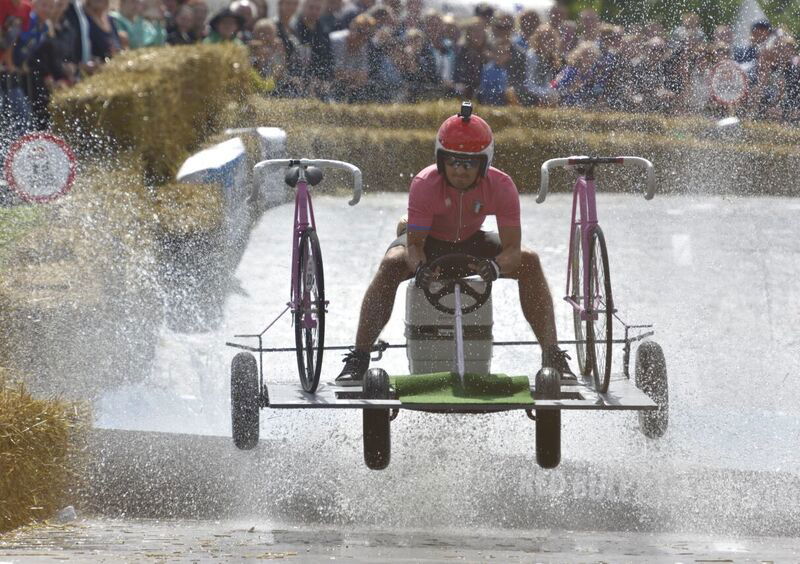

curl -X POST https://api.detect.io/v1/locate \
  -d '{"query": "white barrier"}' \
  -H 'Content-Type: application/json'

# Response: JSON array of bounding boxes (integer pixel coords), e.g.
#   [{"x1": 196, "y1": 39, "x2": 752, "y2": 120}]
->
[{"x1": 255, "y1": 127, "x2": 288, "y2": 208}]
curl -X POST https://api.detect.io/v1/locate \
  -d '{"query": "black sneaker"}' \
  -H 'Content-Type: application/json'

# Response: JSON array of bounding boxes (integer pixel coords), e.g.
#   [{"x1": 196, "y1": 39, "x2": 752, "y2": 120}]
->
[
  {"x1": 334, "y1": 349, "x2": 370, "y2": 387},
  {"x1": 542, "y1": 345, "x2": 576, "y2": 380}
]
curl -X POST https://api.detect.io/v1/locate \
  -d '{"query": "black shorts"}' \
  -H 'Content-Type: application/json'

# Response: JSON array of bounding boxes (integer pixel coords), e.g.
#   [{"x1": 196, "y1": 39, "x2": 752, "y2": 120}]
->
[{"x1": 387, "y1": 230, "x2": 503, "y2": 277}]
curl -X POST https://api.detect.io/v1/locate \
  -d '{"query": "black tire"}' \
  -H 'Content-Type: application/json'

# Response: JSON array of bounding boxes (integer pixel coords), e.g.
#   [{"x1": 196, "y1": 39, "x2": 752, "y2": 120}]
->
[
  {"x1": 570, "y1": 225, "x2": 589, "y2": 377},
  {"x1": 363, "y1": 368, "x2": 391, "y2": 470},
  {"x1": 535, "y1": 367, "x2": 561, "y2": 469},
  {"x1": 586, "y1": 226, "x2": 613, "y2": 393},
  {"x1": 635, "y1": 341, "x2": 669, "y2": 438},
  {"x1": 295, "y1": 228, "x2": 325, "y2": 393},
  {"x1": 231, "y1": 352, "x2": 260, "y2": 450}
]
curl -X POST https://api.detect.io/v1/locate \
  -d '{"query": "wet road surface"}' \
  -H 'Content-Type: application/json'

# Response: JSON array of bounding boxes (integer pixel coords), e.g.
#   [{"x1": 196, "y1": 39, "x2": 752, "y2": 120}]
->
[{"x1": 2, "y1": 517, "x2": 800, "y2": 562}]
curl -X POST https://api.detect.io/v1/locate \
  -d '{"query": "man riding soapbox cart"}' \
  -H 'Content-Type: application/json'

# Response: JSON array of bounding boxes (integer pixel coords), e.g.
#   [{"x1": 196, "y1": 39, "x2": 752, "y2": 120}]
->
[{"x1": 226, "y1": 155, "x2": 669, "y2": 470}]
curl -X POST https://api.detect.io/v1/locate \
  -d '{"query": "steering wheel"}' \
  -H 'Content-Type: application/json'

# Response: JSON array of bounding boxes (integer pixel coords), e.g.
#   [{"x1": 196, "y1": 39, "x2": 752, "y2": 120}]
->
[{"x1": 421, "y1": 253, "x2": 493, "y2": 315}]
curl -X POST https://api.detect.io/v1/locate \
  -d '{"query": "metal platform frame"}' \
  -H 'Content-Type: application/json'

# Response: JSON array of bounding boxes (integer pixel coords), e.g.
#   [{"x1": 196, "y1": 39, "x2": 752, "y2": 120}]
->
[
  {"x1": 259, "y1": 376, "x2": 656, "y2": 412},
  {"x1": 226, "y1": 321, "x2": 657, "y2": 412}
]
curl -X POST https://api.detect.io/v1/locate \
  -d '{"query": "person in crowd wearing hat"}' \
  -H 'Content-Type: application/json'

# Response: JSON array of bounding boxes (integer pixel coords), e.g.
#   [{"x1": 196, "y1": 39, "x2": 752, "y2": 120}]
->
[
  {"x1": 204, "y1": 7, "x2": 244, "y2": 43},
  {"x1": 366, "y1": 4, "x2": 397, "y2": 36}
]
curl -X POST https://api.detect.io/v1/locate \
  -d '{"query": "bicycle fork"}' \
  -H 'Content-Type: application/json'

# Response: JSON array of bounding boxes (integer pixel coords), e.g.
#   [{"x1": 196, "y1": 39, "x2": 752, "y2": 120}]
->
[
  {"x1": 565, "y1": 174, "x2": 600, "y2": 323},
  {"x1": 290, "y1": 181, "x2": 323, "y2": 330}
]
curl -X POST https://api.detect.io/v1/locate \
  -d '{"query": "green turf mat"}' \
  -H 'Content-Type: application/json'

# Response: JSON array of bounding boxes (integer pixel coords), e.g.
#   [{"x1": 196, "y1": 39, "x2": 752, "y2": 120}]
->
[{"x1": 389, "y1": 372, "x2": 533, "y2": 404}]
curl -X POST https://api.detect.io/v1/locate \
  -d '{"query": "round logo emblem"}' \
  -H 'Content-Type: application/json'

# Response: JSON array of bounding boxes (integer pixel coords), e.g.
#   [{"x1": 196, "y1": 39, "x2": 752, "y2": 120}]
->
[{"x1": 4, "y1": 133, "x2": 77, "y2": 203}]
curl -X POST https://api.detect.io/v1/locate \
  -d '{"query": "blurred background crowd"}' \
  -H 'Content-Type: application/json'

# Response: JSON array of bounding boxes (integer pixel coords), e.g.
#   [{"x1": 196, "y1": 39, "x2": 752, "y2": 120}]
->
[{"x1": 2, "y1": 0, "x2": 800, "y2": 137}]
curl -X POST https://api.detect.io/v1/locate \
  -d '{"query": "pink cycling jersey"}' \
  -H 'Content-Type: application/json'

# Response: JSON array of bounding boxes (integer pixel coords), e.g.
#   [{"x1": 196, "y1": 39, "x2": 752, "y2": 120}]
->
[{"x1": 407, "y1": 164, "x2": 521, "y2": 242}]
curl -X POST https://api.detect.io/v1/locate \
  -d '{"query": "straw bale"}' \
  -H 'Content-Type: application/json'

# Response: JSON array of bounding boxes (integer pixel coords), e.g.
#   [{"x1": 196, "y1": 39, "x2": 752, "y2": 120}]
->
[
  {"x1": 241, "y1": 96, "x2": 707, "y2": 136},
  {"x1": 0, "y1": 373, "x2": 88, "y2": 533},
  {"x1": 51, "y1": 44, "x2": 252, "y2": 184},
  {"x1": 153, "y1": 182, "x2": 225, "y2": 236}
]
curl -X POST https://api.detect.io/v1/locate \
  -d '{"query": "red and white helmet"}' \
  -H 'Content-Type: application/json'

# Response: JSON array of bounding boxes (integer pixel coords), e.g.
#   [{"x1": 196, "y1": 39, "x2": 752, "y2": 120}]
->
[{"x1": 435, "y1": 101, "x2": 494, "y2": 177}]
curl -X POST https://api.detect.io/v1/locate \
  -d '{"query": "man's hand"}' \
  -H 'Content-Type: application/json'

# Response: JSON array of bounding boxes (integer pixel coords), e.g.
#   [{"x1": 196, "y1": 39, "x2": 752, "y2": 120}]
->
[
  {"x1": 414, "y1": 263, "x2": 435, "y2": 290},
  {"x1": 473, "y1": 259, "x2": 501, "y2": 282}
]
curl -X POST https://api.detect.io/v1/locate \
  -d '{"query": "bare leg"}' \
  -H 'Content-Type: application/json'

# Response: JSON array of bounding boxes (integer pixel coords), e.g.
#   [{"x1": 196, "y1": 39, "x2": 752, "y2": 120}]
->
[
  {"x1": 508, "y1": 249, "x2": 558, "y2": 348},
  {"x1": 354, "y1": 247, "x2": 413, "y2": 352}
]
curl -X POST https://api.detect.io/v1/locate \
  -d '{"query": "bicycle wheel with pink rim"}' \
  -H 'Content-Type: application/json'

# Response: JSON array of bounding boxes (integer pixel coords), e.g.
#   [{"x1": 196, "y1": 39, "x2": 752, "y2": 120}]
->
[
  {"x1": 295, "y1": 228, "x2": 325, "y2": 392},
  {"x1": 570, "y1": 225, "x2": 589, "y2": 377},
  {"x1": 586, "y1": 226, "x2": 613, "y2": 393}
]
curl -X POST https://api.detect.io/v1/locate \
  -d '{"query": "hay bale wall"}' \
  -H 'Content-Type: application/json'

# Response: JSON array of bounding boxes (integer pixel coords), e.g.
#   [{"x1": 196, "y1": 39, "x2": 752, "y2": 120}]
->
[{"x1": 231, "y1": 97, "x2": 800, "y2": 196}]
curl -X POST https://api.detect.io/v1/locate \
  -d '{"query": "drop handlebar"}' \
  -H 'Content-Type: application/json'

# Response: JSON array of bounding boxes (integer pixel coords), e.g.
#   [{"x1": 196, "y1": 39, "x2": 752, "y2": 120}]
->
[
  {"x1": 537, "y1": 156, "x2": 656, "y2": 203},
  {"x1": 254, "y1": 158, "x2": 363, "y2": 206}
]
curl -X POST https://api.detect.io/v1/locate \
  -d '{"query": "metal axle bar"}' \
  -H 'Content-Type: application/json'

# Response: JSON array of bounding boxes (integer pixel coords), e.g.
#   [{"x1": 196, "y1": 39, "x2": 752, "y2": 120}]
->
[{"x1": 225, "y1": 338, "x2": 636, "y2": 354}]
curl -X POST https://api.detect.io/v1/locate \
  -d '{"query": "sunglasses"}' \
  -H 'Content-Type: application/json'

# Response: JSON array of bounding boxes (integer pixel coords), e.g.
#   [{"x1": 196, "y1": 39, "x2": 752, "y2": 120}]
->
[{"x1": 445, "y1": 156, "x2": 480, "y2": 170}]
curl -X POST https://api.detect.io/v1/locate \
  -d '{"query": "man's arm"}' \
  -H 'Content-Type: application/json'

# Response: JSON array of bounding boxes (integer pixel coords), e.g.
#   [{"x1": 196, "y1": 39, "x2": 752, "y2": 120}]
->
[
  {"x1": 405, "y1": 229, "x2": 427, "y2": 274},
  {"x1": 406, "y1": 173, "x2": 434, "y2": 273},
  {"x1": 494, "y1": 225, "x2": 521, "y2": 274}
]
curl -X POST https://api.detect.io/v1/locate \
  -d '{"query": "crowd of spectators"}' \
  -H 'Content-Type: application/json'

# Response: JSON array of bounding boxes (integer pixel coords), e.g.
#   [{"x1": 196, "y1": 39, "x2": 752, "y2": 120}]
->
[{"x1": 3, "y1": 0, "x2": 800, "y2": 146}]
